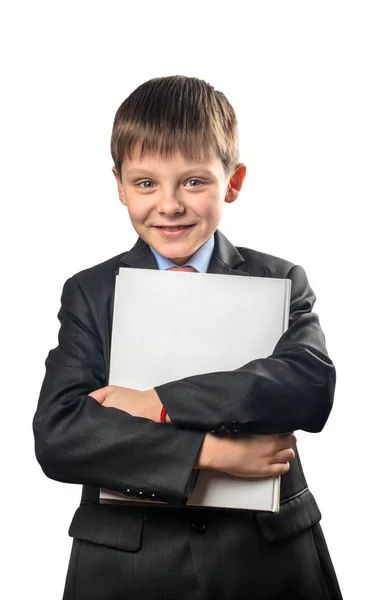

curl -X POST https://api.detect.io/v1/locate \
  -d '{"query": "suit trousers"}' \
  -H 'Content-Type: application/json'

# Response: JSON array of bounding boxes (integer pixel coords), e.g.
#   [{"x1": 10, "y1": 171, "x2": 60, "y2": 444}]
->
[{"x1": 62, "y1": 505, "x2": 342, "y2": 600}]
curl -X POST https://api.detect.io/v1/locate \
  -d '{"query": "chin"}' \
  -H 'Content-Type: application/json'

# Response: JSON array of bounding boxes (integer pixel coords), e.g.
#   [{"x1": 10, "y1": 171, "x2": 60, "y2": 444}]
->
[
  {"x1": 165, "y1": 252, "x2": 193, "y2": 264},
  {"x1": 163, "y1": 247, "x2": 196, "y2": 265},
  {"x1": 159, "y1": 240, "x2": 197, "y2": 255}
]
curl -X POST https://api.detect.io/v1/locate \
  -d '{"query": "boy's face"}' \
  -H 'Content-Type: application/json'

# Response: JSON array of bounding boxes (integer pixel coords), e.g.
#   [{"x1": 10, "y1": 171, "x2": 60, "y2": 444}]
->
[{"x1": 113, "y1": 149, "x2": 246, "y2": 265}]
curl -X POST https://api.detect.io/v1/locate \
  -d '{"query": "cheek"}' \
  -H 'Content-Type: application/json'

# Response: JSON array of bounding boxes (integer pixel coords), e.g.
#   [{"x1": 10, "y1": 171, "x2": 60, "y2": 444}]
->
[
  {"x1": 208, "y1": 203, "x2": 224, "y2": 228},
  {"x1": 196, "y1": 195, "x2": 223, "y2": 220},
  {"x1": 124, "y1": 198, "x2": 149, "y2": 224}
]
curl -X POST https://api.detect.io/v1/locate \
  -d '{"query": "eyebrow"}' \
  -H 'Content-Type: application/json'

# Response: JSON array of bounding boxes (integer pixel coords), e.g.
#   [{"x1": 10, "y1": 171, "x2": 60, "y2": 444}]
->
[{"x1": 125, "y1": 167, "x2": 215, "y2": 177}]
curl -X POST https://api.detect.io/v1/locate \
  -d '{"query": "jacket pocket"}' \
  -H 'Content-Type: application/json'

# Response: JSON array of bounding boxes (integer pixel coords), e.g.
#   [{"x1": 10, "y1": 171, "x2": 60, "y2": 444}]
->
[
  {"x1": 254, "y1": 488, "x2": 321, "y2": 543},
  {"x1": 68, "y1": 503, "x2": 144, "y2": 552}
]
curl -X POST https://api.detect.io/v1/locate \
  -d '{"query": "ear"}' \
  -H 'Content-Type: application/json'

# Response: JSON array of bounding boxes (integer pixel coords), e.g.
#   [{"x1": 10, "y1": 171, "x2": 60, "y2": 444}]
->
[
  {"x1": 225, "y1": 164, "x2": 247, "y2": 204},
  {"x1": 112, "y1": 166, "x2": 126, "y2": 206}
]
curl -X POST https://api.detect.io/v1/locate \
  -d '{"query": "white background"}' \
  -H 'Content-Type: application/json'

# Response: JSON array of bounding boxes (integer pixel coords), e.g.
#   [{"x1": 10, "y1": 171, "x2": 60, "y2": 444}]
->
[{"x1": 1, "y1": 1, "x2": 389, "y2": 598}]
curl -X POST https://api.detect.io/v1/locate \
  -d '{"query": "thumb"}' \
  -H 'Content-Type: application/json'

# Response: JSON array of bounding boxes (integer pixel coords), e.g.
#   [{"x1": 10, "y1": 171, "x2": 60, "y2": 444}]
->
[{"x1": 88, "y1": 386, "x2": 111, "y2": 404}]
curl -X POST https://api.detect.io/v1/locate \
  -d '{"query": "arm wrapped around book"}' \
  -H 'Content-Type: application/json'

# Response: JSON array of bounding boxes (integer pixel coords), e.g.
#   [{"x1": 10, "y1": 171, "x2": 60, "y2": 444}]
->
[
  {"x1": 33, "y1": 277, "x2": 205, "y2": 506},
  {"x1": 155, "y1": 265, "x2": 336, "y2": 434}
]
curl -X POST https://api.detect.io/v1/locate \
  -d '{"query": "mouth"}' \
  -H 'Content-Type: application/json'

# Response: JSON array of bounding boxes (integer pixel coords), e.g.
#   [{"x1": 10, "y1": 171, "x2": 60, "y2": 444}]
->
[{"x1": 154, "y1": 225, "x2": 195, "y2": 238}]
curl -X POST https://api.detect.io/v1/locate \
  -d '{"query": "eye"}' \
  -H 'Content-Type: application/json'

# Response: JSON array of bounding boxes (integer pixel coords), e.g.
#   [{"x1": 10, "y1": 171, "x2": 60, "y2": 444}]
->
[
  {"x1": 185, "y1": 179, "x2": 204, "y2": 187},
  {"x1": 137, "y1": 180, "x2": 155, "y2": 189}
]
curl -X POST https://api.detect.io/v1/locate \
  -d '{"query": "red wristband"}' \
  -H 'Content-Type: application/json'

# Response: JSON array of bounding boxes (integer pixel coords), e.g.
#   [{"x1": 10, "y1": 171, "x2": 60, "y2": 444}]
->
[{"x1": 160, "y1": 406, "x2": 167, "y2": 423}]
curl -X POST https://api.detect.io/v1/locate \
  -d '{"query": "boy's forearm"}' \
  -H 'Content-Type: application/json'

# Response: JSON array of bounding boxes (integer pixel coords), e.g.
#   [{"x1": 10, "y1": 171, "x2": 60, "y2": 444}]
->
[
  {"x1": 33, "y1": 276, "x2": 205, "y2": 506},
  {"x1": 156, "y1": 345, "x2": 335, "y2": 435},
  {"x1": 34, "y1": 375, "x2": 205, "y2": 506},
  {"x1": 195, "y1": 432, "x2": 296, "y2": 479}
]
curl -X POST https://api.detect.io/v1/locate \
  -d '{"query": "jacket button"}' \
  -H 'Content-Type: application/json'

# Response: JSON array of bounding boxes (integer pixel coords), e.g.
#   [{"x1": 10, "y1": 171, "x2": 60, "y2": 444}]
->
[
  {"x1": 136, "y1": 491, "x2": 146, "y2": 498},
  {"x1": 191, "y1": 522, "x2": 207, "y2": 533}
]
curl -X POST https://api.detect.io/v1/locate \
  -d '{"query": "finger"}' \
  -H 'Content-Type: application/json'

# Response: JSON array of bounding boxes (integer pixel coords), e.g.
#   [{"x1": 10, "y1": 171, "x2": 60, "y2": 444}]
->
[
  {"x1": 270, "y1": 447, "x2": 295, "y2": 464},
  {"x1": 267, "y1": 461, "x2": 290, "y2": 476},
  {"x1": 88, "y1": 387, "x2": 110, "y2": 403},
  {"x1": 276, "y1": 433, "x2": 297, "y2": 450},
  {"x1": 279, "y1": 462, "x2": 290, "y2": 474},
  {"x1": 278, "y1": 432, "x2": 296, "y2": 442}
]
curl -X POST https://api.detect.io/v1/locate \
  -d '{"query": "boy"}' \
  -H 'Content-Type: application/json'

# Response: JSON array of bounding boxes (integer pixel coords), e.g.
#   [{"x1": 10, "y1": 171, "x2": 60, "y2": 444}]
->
[{"x1": 33, "y1": 75, "x2": 342, "y2": 599}]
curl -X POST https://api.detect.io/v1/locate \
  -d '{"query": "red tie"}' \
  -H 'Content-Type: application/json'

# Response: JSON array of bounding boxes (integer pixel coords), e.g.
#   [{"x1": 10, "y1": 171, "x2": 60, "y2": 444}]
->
[{"x1": 166, "y1": 266, "x2": 198, "y2": 272}]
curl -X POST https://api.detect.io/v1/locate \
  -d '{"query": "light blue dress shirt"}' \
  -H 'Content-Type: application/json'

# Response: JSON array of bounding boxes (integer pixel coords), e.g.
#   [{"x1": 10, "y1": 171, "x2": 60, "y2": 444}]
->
[{"x1": 149, "y1": 235, "x2": 215, "y2": 273}]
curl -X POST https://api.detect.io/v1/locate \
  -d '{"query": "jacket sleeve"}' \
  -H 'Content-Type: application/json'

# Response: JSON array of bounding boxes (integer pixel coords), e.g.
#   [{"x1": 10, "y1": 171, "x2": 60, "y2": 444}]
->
[
  {"x1": 155, "y1": 265, "x2": 336, "y2": 435},
  {"x1": 33, "y1": 276, "x2": 205, "y2": 506}
]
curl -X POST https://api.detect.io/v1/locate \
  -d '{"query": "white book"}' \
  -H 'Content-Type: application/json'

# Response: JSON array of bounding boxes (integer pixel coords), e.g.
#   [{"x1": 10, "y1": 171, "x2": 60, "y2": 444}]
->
[{"x1": 100, "y1": 268, "x2": 291, "y2": 512}]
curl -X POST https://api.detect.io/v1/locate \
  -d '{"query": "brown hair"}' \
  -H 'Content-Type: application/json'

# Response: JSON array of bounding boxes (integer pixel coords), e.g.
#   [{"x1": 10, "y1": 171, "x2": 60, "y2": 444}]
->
[{"x1": 111, "y1": 75, "x2": 239, "y2": 180}]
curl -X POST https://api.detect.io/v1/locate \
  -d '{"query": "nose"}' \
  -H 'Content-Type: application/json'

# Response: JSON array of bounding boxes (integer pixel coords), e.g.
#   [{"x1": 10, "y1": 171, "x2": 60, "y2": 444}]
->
[{"x1": 156, "y1": 192, "x2": 185, "y2": 216}]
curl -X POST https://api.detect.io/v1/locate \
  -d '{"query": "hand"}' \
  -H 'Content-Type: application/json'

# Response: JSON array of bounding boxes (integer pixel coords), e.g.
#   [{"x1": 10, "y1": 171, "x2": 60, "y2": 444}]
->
[
  {"x1": 196, "y1": 432, "x2": 297, "y2": 478},
  {"x1": 89, "y1": 386, "x2": 170, "y2": 423}
]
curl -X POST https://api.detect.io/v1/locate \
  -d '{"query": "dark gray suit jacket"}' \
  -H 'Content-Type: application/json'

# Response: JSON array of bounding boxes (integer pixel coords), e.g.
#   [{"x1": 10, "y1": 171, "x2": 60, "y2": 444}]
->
[{"x1": 33, "y1": 230, "x2": 338, "y2": 596}]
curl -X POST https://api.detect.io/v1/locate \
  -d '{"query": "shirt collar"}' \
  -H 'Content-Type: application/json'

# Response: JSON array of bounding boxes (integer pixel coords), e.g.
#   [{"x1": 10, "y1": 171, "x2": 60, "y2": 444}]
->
[{"x1": 149, "y1": 235, "x2": 215, "y2": 273}]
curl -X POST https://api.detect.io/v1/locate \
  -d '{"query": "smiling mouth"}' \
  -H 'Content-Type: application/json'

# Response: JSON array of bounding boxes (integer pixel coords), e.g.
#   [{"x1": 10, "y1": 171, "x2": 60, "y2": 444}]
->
[
  {"x1": 153, "y1": 224, "x2": 195, "y2": 238},
  {"x1": 155, "y1": 225, "x2": 194, "y2": 231}
]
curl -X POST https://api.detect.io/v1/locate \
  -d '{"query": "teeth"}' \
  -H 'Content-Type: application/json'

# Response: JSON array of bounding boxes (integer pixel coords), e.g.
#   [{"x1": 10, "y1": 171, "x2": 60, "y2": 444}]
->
[{"x1": 161, "y1": 226, "x2": 187, "y2": 231}]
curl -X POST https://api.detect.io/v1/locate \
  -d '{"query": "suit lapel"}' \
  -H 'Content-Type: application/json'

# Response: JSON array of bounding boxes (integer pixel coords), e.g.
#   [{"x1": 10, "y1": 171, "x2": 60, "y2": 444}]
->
[
  {"x1": 119, "y1": 237, "x2": 159, "y2": 270},
  {"x1": 118, "y1": 230, "x2": 249, "y2": 276},
  {"x1": 207, "y1": 230, "x2": 249, "y2": 276}
]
